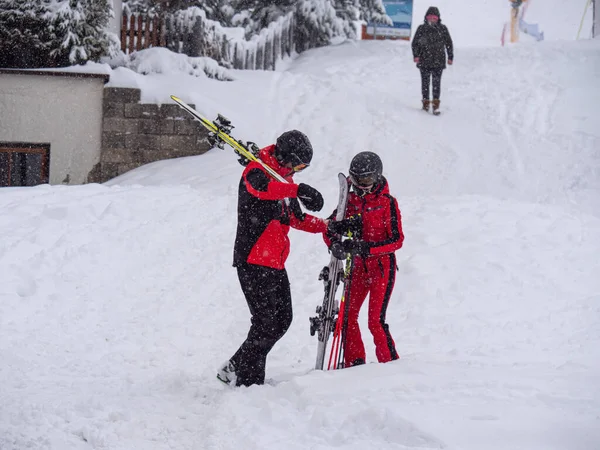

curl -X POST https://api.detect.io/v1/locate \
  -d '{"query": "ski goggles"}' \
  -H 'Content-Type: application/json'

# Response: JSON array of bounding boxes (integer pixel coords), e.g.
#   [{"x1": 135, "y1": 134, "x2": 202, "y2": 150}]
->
[
  {"x1": 276, "y1": 152, "x2": 310, "y2": 172},
  {"x1": 349, "y1": 172, "x2": 378, "y2": 188},
  {"x1": 292, "y1": 162, "x2": 309, "y2": 172}
]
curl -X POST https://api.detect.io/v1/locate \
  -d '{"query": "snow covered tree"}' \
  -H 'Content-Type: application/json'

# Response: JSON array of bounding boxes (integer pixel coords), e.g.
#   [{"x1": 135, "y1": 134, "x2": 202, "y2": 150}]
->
[
  {"x1": 196, "y1": 0, "x2": 233, "y2": 24},
  {"x1": 0, "y1": 0, "x2": 53, "y2": 68},
  {"x1": 236, "y1": 0, "x2": 295, "y2": 34},
  {"x1": 136, "y1": 0, "x2": 232, "y2": 21},
  {"x1": 294, "y1": 0, "x2": 351, "y2": 52},
  {"x1": 0, "y1": 0, "x2": 119, "y2": 68},
  {"x1": 47, "y1": 0, "x2": 120, "y2": 66},
  {"x1": 333, "y1": 0, "x2": 360, "y2": 23},
  {"x1": 332, "y1": 0, "x2": 359, "y2": 38},
  {"x1": 123, "y1": 0, "x2": 154, "y2": 14},
  {"x1": 229, "y1": 0, "x2": 354, "y2": 51},
  {"x1": 359, "y1": 0, "x2": 392, "y2": 25}
]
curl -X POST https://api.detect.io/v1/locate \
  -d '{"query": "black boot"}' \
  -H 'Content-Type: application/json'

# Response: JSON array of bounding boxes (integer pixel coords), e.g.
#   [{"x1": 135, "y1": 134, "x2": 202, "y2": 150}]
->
[{"x1": 349, "y1": 358, "x2": 366, "y2": 367}]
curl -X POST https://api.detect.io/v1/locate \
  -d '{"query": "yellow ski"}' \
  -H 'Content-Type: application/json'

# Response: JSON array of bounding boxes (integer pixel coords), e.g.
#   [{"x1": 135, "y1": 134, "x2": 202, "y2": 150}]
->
[{"x1": 170, "y1": 95, "x2": 287, "y2": 183}]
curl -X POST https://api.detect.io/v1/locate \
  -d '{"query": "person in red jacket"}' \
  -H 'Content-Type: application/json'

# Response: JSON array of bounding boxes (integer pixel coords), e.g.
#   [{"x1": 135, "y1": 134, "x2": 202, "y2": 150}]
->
[
  {"x1": 218, "y1": 130, "x2": 328, "y2": 387},
  {"x1": 326, "y1": 152, "x2": 404, "y2": 368}
]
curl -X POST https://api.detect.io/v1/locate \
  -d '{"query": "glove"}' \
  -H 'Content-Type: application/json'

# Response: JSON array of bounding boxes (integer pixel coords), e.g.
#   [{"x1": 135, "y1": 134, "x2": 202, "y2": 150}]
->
[
  {"x1": 447, "y1": 59, "x2": 453, "y2": 65},
  {"x1": 327, "y1": 215, "x2": 362, "y2": 238},
  {"x1": 342, "y1": 239, "x2": 371, "y2": 257},
  {"x1": 246, "y1": 141, "x2": 260, "y2": 158},
  {"x1": 329, "y1": 241, "x2": 348, "y2": 260},
  {"x1": 297, "y1": 183, "x2": 324, "y2": 212}
]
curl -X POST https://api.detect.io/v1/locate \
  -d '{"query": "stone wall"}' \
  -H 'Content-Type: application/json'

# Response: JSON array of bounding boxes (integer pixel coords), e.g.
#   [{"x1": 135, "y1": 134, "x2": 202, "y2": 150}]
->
[{"x1": 88, "y1": 87, "x2": 211, "y2": 183}]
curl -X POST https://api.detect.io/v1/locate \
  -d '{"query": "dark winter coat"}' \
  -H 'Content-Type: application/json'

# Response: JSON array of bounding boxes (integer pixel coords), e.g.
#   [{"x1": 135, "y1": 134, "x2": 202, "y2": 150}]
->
[
  {"x1": 411, "y1": 8, "x2": 454, "y2": 70},
  {"x1": 233, "y1": 145, "x2": 326, "y2": 270}
]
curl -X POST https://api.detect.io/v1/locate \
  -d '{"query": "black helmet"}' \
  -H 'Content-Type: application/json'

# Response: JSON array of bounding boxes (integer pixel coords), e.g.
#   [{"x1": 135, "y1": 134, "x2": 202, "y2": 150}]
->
[
  {"x1": 275, "y1": 130, "x2": 313, "y2": 170},
  {"x1": 349, "y1": 151, "x2": 383, "y2": 189}
]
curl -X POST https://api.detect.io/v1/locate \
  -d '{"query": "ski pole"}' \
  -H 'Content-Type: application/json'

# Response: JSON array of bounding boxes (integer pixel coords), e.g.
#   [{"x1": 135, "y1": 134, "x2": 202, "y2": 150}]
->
[{"x1": 578, "y1": 0, "x2": 593, "y2": 39}]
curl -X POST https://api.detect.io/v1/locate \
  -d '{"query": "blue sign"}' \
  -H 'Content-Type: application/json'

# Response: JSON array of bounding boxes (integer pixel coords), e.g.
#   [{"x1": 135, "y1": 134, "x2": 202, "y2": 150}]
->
[{"x1": 366, "y1": 1, "x2": 413, "y2": 39}]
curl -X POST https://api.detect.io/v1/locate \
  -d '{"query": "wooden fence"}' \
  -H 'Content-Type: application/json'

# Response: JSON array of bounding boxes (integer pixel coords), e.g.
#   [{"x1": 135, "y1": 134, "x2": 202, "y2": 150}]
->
[{"x1": 121, "y1": 14, "x2": 166, "y2": 54}]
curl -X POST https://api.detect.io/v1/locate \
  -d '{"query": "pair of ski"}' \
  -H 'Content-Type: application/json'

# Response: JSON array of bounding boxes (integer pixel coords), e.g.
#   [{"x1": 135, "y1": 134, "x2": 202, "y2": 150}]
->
[
  {"x1": 171, "y1": 95, "x2": 351, "y2": 371},
  {"x1": 309, "y1": 173, "x2": 352, "y2": 371}
]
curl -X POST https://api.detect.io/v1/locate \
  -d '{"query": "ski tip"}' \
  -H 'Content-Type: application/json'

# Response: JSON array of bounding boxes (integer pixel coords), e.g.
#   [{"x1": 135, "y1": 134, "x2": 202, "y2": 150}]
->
[{"x1": 170, "y1": 95, "x2": 181, "y2": 102}]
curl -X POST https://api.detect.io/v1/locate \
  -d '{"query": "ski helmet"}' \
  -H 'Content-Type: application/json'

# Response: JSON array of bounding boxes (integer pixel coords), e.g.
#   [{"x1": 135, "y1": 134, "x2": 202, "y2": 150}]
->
[
  {"x1": 349, "y1": 151, "x2": 383, "y2": 189},
  {"x1": 275, "y1": 130, "x2": 313, "y2": 171}
]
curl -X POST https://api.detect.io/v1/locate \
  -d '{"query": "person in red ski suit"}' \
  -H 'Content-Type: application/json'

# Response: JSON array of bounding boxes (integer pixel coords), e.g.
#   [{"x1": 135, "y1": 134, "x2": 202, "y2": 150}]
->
[
  {"x1": 218, "y1": 130, "x2": 328, "y2": 387},
  {"x1": 325, "y1": 152, "x2": 404, "y2": 368}
]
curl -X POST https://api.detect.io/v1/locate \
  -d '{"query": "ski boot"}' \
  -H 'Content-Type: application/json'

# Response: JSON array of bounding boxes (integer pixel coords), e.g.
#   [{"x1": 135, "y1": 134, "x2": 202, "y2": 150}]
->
[{"x1": 217, "y1": 360, "x2": 237, "y2": 386}]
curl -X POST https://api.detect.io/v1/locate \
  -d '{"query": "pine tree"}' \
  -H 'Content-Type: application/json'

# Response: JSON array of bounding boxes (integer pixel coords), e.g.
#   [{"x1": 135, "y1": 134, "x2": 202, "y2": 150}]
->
[
  {"x1": 0, "y1": 0, "x2": 53, "y2": 68},
  {"x1": 333, "y1": 0, "x2": 360, "y2": 23},
  {"x1": 233, "y1": 0, "x2": 353, "y2": 51},
  {"x1": 294, "y1": 0, "x2": 350, "y2": 52},
  {"x1": 123, "y1": 0, "x2": 154, "y2": 14},
  {"x1": 48, "y1": 0, "x2": 119, "y2": 66},
  {"x1": 359, "y1": 0, "x2": 392, "y2": 25},
  {"x1": 198, "y1": 0, "x2": 232, "y2": 24},
  {"x1": 245, "y1": 0, "x2": 295, "y2": 33},
  {"x1": 332, "y1": 0, "x2": 359, "y2": 38}
]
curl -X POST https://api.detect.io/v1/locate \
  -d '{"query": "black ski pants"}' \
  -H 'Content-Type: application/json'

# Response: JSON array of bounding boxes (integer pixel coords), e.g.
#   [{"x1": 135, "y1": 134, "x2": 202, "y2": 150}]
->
[
  {"x1": 230, "y1": 263, "x2": 293, "y2": 387},
  {"x1": 420, "y1": 67, "x2": 444, "y2": 100}
]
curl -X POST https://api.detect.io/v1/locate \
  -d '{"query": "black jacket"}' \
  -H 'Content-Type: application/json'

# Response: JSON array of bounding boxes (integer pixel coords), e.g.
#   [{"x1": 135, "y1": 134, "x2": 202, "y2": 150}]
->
[
  {"x1": 412, "y1": 17, "x2": 453, "y2": 69},
  {"x1": 232, "y1": 145, "x2": 325, "y2": 269}
]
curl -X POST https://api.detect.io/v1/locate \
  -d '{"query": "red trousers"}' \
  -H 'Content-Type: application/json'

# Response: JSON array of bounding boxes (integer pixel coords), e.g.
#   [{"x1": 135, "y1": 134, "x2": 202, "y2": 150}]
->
[{"x1": 342, "y1": 253, "x2": 399, "y2": 366}]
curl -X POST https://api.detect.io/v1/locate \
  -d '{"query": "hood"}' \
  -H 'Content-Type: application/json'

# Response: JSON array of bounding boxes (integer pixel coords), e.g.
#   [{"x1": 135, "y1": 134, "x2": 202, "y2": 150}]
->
[
  {"x1": 258, "y1": 144, "x2": 294, "y2": 181},
  {"x1": 424, "y1": 6, "x2": 441, "y2": 22}
]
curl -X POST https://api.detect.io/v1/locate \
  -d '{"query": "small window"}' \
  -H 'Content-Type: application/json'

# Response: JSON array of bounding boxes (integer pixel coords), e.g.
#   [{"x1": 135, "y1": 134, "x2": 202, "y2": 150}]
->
[{"x1": 0, "y1": 143, "x2": 50, "y2": 187}]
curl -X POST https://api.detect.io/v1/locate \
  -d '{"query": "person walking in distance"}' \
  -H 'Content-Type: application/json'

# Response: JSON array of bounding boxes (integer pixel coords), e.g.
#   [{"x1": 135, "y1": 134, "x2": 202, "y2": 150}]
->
[
  {"x1": 412, "y1": 6, "x2": 454, "y2": 115},
  {"x1": 218, "y1": 130, "x2": 328, "y2": 387},
  {"x1": 326, "y1": 152, "x2": 404, "y2": 368}
]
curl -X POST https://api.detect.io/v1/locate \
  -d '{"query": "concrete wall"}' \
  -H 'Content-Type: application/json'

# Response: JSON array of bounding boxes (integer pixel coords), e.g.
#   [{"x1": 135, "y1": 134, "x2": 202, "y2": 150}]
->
[
  {"x1": 0, "y1": 74, "x2": 212, "y2": 185},
  {"x1": 0, "y1": 71, "x2": 107, "y2": 184},
  {"x1": 87, "y1": 87, "x2": 211, "y2": 183}
]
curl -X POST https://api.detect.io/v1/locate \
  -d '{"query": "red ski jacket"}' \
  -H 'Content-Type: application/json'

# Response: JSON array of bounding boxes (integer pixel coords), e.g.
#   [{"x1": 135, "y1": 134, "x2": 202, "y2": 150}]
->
[
  {"x1": 325, "y1": 177, "x2": 404, "y2": 258},
  {"x1": 233, "y1": 145, "x2": 326, "y2": 269}
]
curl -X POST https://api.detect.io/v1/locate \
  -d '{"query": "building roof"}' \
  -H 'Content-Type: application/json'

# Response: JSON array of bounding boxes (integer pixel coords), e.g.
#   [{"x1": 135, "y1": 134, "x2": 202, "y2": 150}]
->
[{"x1": 0, "y1": 69, "x2": 110, "y2": 83}]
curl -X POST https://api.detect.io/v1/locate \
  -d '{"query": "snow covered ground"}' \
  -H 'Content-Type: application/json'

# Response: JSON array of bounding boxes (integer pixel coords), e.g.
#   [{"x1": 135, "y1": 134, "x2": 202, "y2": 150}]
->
[
  {"x1": 2, "y1": 1, "x2": 600, "y2": 449},
  {"x1": 411, "y1": 0, "x2": 595, "y2": 46}
]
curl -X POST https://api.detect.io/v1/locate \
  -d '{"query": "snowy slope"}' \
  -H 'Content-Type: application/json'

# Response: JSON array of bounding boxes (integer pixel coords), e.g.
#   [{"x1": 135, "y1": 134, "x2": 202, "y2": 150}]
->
[
  {"x1": 1, "y1": 174, "x2": 599, "y2": 450},
  {"x1": 106, "y1": 38, "x2": 600, "y2": 217},
  {"x1": 411, "y1": 0, "x2": 595, "y2": 46},
  {"x1": 2, "y1": 1, "x2": 600, "y2": 450}
]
